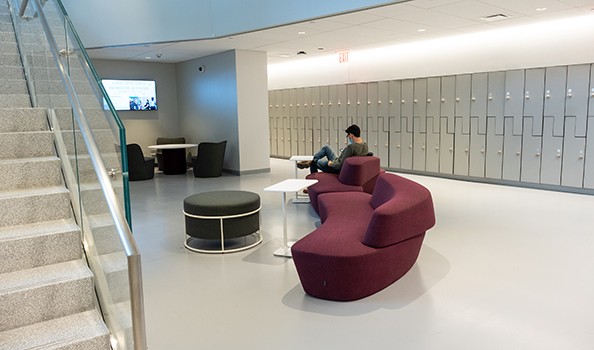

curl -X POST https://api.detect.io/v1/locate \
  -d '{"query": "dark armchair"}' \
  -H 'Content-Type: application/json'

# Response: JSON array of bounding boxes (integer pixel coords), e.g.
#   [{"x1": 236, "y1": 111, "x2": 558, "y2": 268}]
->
[
  {"x1": 126, "y1": 144, "x2": 155, "y2": 181},
  {"x1": 155, "y1": 136, "x2": 186, "y2": 170},
  {"x1": 191, "y1": 140, "x2": 227, "y2": 178}
]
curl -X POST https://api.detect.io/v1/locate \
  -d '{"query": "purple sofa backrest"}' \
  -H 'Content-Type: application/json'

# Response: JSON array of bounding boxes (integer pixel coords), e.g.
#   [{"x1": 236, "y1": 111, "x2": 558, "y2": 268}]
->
[
  {"x1": 338, "y1": 156, "x2": 381, "y2": 187},
  {"x1": 362, "y1": 173, "x2": 436, "y2": 248}
]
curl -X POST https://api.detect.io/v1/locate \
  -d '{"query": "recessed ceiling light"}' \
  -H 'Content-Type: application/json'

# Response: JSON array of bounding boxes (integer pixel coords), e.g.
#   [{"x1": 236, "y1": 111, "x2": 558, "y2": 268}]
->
[
  {"x1": 536, "y1": 7, "x2": 547, "y2": 11},
  {"x1": 298, "y1": 31, "x2": 306, "y2": 35},
  {"x1": 144, "y1": 56, "x2": 151, "y2": 60},
  {"x1": 417, "y1": 28, "x2": 427, "y2": 32},
  {"x1": 317, "y1": 47, "x2": 325, "y2": 51},
  {"x1": 278, "y1": 54, "x2": 292, "y2": 58}
]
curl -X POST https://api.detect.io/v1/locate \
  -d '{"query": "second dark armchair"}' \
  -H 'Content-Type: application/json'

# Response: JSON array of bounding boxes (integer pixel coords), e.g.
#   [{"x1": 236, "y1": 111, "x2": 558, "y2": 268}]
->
[
  {"x1": 126, "y1": 143, "x2": 155, "y2": 181},
  {"x1": 191, "y1": 140, "x2": 227, "y2": 178}
]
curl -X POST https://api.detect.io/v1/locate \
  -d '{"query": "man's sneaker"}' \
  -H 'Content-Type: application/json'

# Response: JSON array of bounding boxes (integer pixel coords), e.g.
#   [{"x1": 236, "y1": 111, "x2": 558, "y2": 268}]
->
[{"x1": 297, "y1": 161, "x2": 311, "y2": 169}]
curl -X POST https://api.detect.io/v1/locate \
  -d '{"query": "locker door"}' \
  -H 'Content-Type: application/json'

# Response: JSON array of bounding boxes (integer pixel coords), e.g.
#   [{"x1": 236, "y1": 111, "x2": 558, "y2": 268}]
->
[
  {"x1": 308, "y1": 87, "x2": 320, "y2": 155},
  {"x1": 279, "y1": 90, "x2": 290, "y2": 156},
  {"x1": 544, "y1": 66, "x2": 567, "y2": 137},
  {"x1": 439, "y1": 117, "x2": 454, "y2": 174},
  {"x1": 521, "y1": 117, "x2": 542, "y2": 184},
  {"x1": 469, "y1": 73, "x2": 488, "y2": 177},
  {"x1": 327, "y1": 85, "x2": 338, "y2": 149},
  {"x1": 469, "y1": 118, "x2": 486, "y2": 177},
  {"x1": 453, "y1": 75, "x2": 471, "y2": 176},
  {"x1": 426, "y1": 117, "x2": 440, "y2": 173},
  {"x1": 367, "y1": 82, "x2": 378, "y2": 118},
  {"x1": 389, "y1": 80, "x2": 402, "y2": 126},
  {"x1": 502, "y1": 118, "x2": 522, "y2": 181},
  {"x1": 319, "y1": 86, "x2": 330, "y2": 150},
  {"x1": 347, "y1": 83, "x2": 357, "y2": 120},
  {"x1": 400, "y1": 79, "x2": 413, "y2": 169},
  {"x1": 401, "y1": 117, "x2": 413, "y2": 170},
  {"x1": 524, "y1": 68, "x2": 546, "y2": 135},
  {"x1": 357, "y1": 83, "x2": 368, "y2": 120},
  {"x1": 389, "y1": 117, "x2": 401, "y2": 168},
  {"x1": 485, "y1": 72, "x2": 505, "y2": 179},
  {"x1": 277, "y1": 115, "x2": 285, "y2": 156},
  {"x1": 333, "y1": 85, "x2": 348, "y2": 151},
  {"x1": 289, "y1": 89, "x2": 298, "y2": 156},
  {"x1": 485, "y1": 117, "x2": 504, "y2": 179},
  {"x1": 504, "y1": 69, "x2": 525, "y2": 135},
  {"x1": 561, "y1": 117, "x2": 586, "y2": 188},
  {"x1": 378, "y1": 81, "x2": 390, "y2": 118},
  {"x1": 367, "y1": 117, "x2": 379, "y2": 158},
  {"x1": 441, "y1": 76, "x2": 456, "y2": 134},
  {"x1": 296, "y1": 88, "x2": 306, "y2": 155},
  {"x1": 540, "y1": 116, "x2": 563, "y2": 186},
  {"x1": 453, "y1": 119, "x2": 470, "y2": 176},
  {"x1": 269, "y1": 91, "x2": 277, "y2": 156},
  {"x1": 590, "y1": 64, "x2": 594, "y2": 118},
  {"x1": 413, "y1": 78, "x2": 427, "y2": 171},
  {"x1": 565, "y1": 64, "x2": 590, "y2": 137},
  {"x1": 378, "y1": 117, "x2": 389, "y2": 167},
  {"x1": 584, "y1": 116, "x2": 594, "y2": 189},
  {"x1": 427, "y1": 77, "x2": 441, "y2": 123}
]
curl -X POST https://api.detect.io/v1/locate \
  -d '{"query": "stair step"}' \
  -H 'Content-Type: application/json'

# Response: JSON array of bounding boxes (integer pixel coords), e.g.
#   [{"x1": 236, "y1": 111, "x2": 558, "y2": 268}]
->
[
  {"x1": 0, "y1": 219, "x2": 82, "y2": 274},
  {"x1": 0, "y1": 259, "x2": 95, "y2": 332},
  {"x1": 0, "y1": 94, "x2": 30, "y2": 108},
  {"x1": 98, "y1": 251, "x2": 129, "y2": 303},
  {"x1": 0, "y1": 310, "x2": 110, "y2": 350},
  {"x1": 88, "y1": 213, "x2": 123, "y2": 255},
  {"x1": 0, "y1": 108, "x2": 48, "y2": 133},
  {"x1": 0, "y1": 79, "x2": 28, "y2": 94},
  {"x1": 0, "y1": 186, "x2": 72, "y2": 228},
  {"x1": 0, "y1": 131, "x2": 54, "y2": 159},
  {"x1": 0, "y1": 156, "x2": 62, "y2": 191},
  {"x1": 0, "y1": 65, "x2": 24, "y2": 80},
  {"x1": 0, "y1": 53, "x2": 20, "y2": 66},
  {"x1": 80, "y1": 182, "x2": 124, "y2": 216}
]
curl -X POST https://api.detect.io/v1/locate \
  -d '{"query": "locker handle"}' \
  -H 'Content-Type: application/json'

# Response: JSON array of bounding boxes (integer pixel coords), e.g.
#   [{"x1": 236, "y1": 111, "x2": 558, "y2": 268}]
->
[
  {"x1": 389, "y1": 100, "x2": 393, "y2": 104},
  {"x1": 441, "y1": 98, "x2": 445, "y2": 102},
  {"x1": 535, "y1": 152, "x2": 540, "y2": 157},
  {"x1": 414, "y1": 99, "x2": 418, "y2": 103},
  {"x1": 397, "y1": 144, "x2": 401, "y2": 148},
  {"x1": 471, "y1": 97, "x2": 476, "y2": 101},
  {"x1": 591, "y1": 88, "x2": 594, "y2": 97},
  {"x1": 556, "y1": 149, "x2": 561, "y2": 157},
  {"x1": 567, "y1": 89, "x2": 572, "y2": 98},
  {"x1": 378, "y1": 100, "x2": 382, "y2": 104},
  {"x1": 456, "y1": 97, "x2": 460, "y2": 102},
  {"x1": 481, "y1": 149, "x2": 485, "y2": 154},
  {"x1": 579, "y1": 151, "x2": 584, "y2": 160},
  {"x1": 421, "y1": 145, "x2": 425, "y2": 150},
  {"x1": 516, "y1": 151, "x2": 520, "y2": 156},
  {"x1": 465, "y1": 148, "x2": 469, "y2": 153},
  {"x1": 409, "y1": 144, "x2": 413, "y2": 149},
  {"x1": 435, "y1": 146, "x2": 439, "y2": 151},
  {"x1": 401, "y1": 99, "x2": 405, "y2": 104},
  {"x1": 427, "y1": 98, "x2": 431, "y2": 103},
  {"x1": 498, "y1": 150, "x2": 502, "y2": 155}
]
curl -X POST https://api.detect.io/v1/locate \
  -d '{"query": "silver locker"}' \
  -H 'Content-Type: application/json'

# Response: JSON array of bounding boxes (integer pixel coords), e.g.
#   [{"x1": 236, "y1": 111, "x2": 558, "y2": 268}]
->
[
  {"x1": 565, "y1": 64, "x2": 590, "y2": 137},
  {"x1": 277, "y1": 115, "x2": 285, "y2": 156},
  {"x1": 289, "y1": 89, "x2": 298, "y2": 156},
  {"x1": 367, "y1": 82, "x2": 378, "y2": 119},
  {"x1": 389, "y1": 118, "x2": 401, "y2": 168},
  {"x1": 584, "y1": 117, "x2": 594, "y2": 189},
  {"x1": 357, "y1": 83, "x2": 368, "y2": 118},
  {"x1": 561, "y1": 117, "x2": 586, "y2": 188},
  {"x1": 590, "y1": 64, "x2": 594, "y2": 118},
  {"x1": 469, "y1": 117, "x2": 486, "y2": 177},
  {"x1": 413, "y1": 78, "x2": 428, "y2": 132},
  {"x1": 367, "y1": 117, "x2": 379, "y2": 159},
  {"x1": 427, "y1": 77, "x2": 441, "y2": 125},
  {"x1": 502, "y1": 117, "x2": 522, "y2": 181},
  {"x1": 413, "y1": 118, "x2": 426, "y2": 171},
  {"x1": 485, "y1": 116, "x2": 503, "y2": 179},
  {"x1": 401, "y1": 117, "x2": 413, "y2": 170},
  {"x1": 425, "y1": 117, "x2": 440, "y2": 173},
  {"x1": 296, "y1": 88, "x2": 306, "y2": 154},
  {"x1": 453, "y1": 117, "x2": 470, "y2": 176},
  {"x1": 347, "y1": 84, "x2": 357, "y2": 119},
  {"x1": 378, "y1": 81, "x2": 390, "y2": 118},
  {"x1": 521, "y1": 117, "x2": 542, "y2": 184},
  {"x1": 455, "y1": 74, "x2": 471, "y2": 134},
  {"x1": 310, "y1": 87, "x2": 321, "y2": 154},
  {"x1": 389, "y1": 80, "x2": 401, "y2": 131},
  {"x1": 441, "y1": 76, "x2": 456, "y2": 134},
  {"x1": 377, "y1": 116, "x2": 390, "y2": 167},
  {"x1": 504, "y1": 69, "x2": 525, "y2": 135},
  {"x1": 269, "y1": 116, "x2": 277, "y2": 156},
  {"x1": 319, "y1": 85, "x2": 329, "y2": 118},
  {"x1": 439, "y1": 117, "x2": 454, "y2": 175},
  {"x1": 471, "y1": 73, "x2": 488, "y2": 134},
  {"x1": 487, "y1": 71, "x2": 505, "y2": 135},
  {"x1": 401, "y1": 79, "x2": 414, "y2": 132},
  {"x1": 543, "y1": 66, "x2": 567, "y2": 137},
  {"x1": 540, "y1": 116, "x2": 563, "y2": 186},
  {"x1": 524, "y1": 68, "x2": 546, "y2": 136}
]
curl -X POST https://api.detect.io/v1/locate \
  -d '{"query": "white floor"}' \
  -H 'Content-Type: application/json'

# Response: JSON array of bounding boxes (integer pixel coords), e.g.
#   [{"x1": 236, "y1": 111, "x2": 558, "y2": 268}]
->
[{"x1": 129, "y1": 158, "x2": 594, "y2": 350}]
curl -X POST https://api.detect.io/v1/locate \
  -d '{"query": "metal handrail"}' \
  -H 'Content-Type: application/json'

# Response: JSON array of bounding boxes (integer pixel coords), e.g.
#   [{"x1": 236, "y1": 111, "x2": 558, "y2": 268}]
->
[{"x1": 19, "y1": 0, "x2": 147, "y2": 349}]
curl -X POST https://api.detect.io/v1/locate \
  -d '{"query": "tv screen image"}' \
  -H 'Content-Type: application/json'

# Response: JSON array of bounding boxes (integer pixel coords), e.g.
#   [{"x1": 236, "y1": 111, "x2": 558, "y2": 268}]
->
[{"x1": 102, "y1": 79, "x2": 157, "y2": 111}]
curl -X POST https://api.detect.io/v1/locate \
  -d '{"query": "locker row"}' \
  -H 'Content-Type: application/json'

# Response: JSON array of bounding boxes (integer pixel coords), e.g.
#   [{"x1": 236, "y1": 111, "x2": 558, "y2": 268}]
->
[{"x1": 268, "y1": 63, "x2": 594, "y2": 192}]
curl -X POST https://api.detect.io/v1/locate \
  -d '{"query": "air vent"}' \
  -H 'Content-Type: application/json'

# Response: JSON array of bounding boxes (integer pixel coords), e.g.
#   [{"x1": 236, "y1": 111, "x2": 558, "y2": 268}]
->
[{"x1": 480, "y1": 13, "x2": 510, "y2": 22}]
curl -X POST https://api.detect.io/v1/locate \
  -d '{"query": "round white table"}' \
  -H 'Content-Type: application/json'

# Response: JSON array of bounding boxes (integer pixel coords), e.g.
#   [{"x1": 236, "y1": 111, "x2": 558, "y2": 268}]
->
[{"x1": 148, "y1": 144, "x2": 198, "y2": 175}]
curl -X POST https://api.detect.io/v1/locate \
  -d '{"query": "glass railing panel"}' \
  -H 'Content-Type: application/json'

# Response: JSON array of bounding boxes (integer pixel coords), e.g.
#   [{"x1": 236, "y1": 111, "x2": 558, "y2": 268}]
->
[{"x1": 9, "y1": 1, "x2": 145, "y2": 349}]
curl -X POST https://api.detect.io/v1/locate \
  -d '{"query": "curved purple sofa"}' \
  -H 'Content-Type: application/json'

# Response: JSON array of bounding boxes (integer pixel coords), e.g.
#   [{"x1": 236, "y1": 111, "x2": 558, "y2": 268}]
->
[
  {"x1": 305, "y1": 156, "x2": 382, "y2": 214},
  {"x1": 291, "y1": 173, "x2": 436, "y2": 301}
]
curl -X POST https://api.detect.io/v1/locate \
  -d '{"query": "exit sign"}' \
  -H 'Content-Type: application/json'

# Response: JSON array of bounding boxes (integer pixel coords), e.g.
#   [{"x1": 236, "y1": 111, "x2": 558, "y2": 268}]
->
[{"x1": 338, "y1": 50, "x2": 350, "y2": 63}]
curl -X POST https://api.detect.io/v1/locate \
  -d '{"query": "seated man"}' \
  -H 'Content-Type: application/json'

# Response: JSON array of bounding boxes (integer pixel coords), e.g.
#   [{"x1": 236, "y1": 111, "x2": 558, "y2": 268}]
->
[{"x1": 298, "y1": 124, "x2": 369, "y2": 174}]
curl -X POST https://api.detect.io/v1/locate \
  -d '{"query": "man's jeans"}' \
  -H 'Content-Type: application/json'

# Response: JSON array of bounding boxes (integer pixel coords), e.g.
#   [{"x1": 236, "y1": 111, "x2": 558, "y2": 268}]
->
[{"x1": 310, "y1": 145, "x2": 339, "y2": 173}]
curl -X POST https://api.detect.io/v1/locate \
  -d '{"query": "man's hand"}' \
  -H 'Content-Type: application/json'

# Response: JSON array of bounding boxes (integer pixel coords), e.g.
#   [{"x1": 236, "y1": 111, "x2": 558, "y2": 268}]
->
[{"x1": 328, "y1": 160, "x2": 333, "y2": 166}]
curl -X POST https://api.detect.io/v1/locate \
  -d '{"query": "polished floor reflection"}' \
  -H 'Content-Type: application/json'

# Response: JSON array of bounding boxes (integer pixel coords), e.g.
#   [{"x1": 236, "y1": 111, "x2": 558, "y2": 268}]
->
[{"x1": 129, "y1": 158, "x2": 594, "y2": 350}]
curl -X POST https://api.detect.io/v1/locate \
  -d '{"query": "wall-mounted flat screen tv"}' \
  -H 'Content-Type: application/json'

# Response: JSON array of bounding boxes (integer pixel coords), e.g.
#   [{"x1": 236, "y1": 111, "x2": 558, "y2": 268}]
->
[{"x1": 102, "y1": 79, "x2": 157, "y2": 111}]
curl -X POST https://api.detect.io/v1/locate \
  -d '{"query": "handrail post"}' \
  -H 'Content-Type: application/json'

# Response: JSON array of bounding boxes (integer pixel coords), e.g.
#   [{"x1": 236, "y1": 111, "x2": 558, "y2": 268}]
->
[{"x1": 18, "y1": 0, "x2": 29, "y2": 17}]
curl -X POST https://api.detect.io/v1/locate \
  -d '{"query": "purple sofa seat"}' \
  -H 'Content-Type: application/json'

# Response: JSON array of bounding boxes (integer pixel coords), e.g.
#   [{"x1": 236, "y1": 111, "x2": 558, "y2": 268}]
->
[
  {"x1": 291, "y1": 173, "x2": 436, "y2": 301},
  {"x1": 305, "y1": 156, "x2": 382, "y2": 214}
]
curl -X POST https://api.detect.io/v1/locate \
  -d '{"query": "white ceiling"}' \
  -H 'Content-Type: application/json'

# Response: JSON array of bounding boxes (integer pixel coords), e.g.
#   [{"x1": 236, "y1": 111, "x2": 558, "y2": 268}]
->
[{"x1": 86, "y1": 0, "x2": 594, "y2": 64}]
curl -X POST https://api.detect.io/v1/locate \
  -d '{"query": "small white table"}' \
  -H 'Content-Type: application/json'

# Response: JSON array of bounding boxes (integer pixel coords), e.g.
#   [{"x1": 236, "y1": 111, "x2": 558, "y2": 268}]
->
[
  {"x1": 148, "y1": 144, "x2": 198, "y2": 175},
  {"x1": 289, "y1": 155, "x2": 314, "y2": 203},
  {"x1": 264, "y1": 178, "x2": 318, "y2": 257}
]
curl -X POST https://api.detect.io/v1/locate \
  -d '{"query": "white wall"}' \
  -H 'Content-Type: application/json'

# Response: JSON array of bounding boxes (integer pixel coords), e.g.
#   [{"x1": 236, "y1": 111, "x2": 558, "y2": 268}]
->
[
  {"x1": 268, "y1": 14, "x2": 594, "y2": 89},
  {"x1": 62, "y1": 0, "x2": 403, "y2": 48},
  {"x1": 92, "y1": 59, "x2": 179, "y2": 154}
]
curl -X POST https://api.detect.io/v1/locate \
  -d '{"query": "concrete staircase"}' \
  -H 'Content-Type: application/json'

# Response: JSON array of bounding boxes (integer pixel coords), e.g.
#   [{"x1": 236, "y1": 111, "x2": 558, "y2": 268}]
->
[{"x1": 0, "y1": 2, "x2": 111, "y2": 349}]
